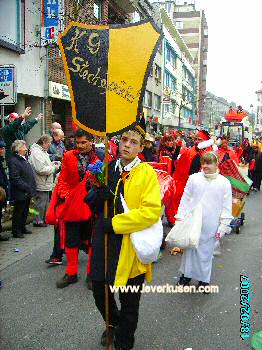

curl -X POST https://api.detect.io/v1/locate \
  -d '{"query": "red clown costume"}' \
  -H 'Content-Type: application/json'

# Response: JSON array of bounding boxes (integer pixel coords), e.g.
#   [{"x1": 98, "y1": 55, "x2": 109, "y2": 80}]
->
[
  {"x1": 216, "y1": 138, "x2": 240, "y2": 165},
  {"x1": 172, "y1": 130, "x2": 214, "y2": 219},
  {"x1": 46, "y1": 146, "x2": 99, "y2": 286}
]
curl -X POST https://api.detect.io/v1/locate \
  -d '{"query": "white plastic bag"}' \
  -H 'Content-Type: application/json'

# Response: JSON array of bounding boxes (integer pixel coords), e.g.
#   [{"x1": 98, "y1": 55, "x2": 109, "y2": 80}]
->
[
  {"x1": 165, "y1": 201, "x2": 202, "y2": 249},
  {"x1": 120, "y1": 194, "x2": 163, "y2": 264}
]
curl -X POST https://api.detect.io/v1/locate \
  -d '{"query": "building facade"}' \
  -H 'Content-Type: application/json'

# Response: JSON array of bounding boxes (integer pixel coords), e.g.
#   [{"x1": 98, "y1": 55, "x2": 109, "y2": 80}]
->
[
  {"x1": 0, "y1": 0, "x2": 46, "y2": 144},
  {"x1": 159, "y1": 8, "x2": 196, "y2": 130},
  {"x1": 130, "y1": 0, "x2": 163, "y2": 133},
  {"x1": 143, "y1": 50, "x2": 163, "y2": 133},
  {"x1": 152, "y1": 0, "x2": 208, "y2": 125},
  {"x1": 173, "y1": 0, "x2": 208, "y2": 125},
  {"x1": 204, "y1": 92, "x2": 236, "y2": 131}
]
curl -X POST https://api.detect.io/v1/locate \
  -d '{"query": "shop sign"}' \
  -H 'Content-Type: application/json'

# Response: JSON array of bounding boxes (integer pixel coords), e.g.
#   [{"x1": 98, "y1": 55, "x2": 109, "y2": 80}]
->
[{"x1": 49, "y1": 81, "x2": 70, "y2": 101}]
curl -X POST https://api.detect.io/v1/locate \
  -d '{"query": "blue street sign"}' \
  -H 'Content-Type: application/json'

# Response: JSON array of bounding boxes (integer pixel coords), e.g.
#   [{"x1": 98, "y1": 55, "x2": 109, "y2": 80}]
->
[
  {"x1": 0, "y1": 68, "x2": 13, "y2": 83},
  {"x1": 43, "y1": 0, "x2": 59, "y2": 28},
  {"x1": 0, "y1": 66, "x2": 16, "y2": 105}
]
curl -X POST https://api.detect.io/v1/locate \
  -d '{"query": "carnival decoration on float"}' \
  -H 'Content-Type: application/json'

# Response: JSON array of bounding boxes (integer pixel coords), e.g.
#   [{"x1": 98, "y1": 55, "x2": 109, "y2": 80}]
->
[{"x1": 224, "y1": 105, "x2": 247, "y2": 123}]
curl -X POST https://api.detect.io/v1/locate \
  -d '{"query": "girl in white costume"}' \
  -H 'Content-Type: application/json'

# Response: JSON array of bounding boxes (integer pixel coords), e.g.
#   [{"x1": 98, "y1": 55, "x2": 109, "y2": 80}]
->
[{"x1": 177, "y1": 152, "x2": 233, "y2": 287}]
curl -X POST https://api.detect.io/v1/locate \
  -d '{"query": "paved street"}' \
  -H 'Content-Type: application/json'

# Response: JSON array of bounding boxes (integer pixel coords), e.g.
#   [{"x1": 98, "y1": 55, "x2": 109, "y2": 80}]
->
[{"x1": 1, "y1": 192, "x2": 262, "y2": 350}]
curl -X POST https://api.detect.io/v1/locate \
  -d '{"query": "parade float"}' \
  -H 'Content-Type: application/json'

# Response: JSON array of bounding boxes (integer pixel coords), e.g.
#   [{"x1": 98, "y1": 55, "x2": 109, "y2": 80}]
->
[
  {"x1": 220, "y1": 105, "x2": 252, "y2": 146},
  {"x1": 218, "y1": 106, "x2": 253, "y2": 233}
]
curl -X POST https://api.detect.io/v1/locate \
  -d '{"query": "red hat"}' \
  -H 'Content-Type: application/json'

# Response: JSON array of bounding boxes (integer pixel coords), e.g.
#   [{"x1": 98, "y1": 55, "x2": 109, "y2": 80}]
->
[
  {"x1": 8, "y1": 112, "x2": 20, "y2": 119},
  {"x1": 195, "y1": 130, "x2": 210, "y2": 141}
]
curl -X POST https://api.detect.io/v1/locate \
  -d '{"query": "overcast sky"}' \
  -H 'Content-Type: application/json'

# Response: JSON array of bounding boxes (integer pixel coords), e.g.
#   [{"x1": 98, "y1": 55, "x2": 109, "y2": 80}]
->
[{"x1": 196, "y1": 0, "x2": 262, "y2": 110}]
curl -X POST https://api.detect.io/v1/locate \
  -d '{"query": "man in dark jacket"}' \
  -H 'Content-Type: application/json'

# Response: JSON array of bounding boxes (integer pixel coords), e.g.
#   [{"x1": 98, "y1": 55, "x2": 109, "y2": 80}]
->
[
  {"x1": 9, "y1": 140, "x2": 36, "y2": 238},
  {"x1": 0, "y1": 107, "x2": 43, "y2": 161},
  {"x1": 0, "y1": 139, "x2": 9, "y2": 241}
]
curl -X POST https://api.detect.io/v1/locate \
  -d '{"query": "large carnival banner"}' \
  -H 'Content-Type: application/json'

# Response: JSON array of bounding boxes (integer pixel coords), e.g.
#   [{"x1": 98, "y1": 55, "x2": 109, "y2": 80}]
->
[{"x1": 58, "y1": 21, "x2": 162, "y2": 136}]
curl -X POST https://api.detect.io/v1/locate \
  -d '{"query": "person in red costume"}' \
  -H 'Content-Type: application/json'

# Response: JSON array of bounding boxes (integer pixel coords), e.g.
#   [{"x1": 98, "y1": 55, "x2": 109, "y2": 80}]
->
[
  {"x1": 172, "y1": 130, "x2": 214, "y2": 221},
  {"x1": 216, "y1": 136, "x2": 239, "y2": 165},
  {"x1": 158, "y1": 135, "x2": 182, "y2": 175},
  {"x1": 53, "y1": 129, "x2": 99, "y2": 289}
]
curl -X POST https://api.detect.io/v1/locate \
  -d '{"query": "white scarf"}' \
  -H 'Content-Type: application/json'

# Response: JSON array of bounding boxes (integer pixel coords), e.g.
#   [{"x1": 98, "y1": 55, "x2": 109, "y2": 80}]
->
[
  {"x1": 202, "y1": 170, "x2": 219, "y2": 181},
  {"x1": 115, "y1": 156, "x2": 141, "y2": 174}
]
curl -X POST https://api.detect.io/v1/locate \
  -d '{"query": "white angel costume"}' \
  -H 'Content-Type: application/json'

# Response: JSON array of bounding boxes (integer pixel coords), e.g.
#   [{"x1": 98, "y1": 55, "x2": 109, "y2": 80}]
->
[{"x1": 176, "y1": 171, "x2": 233, "y2": 283}]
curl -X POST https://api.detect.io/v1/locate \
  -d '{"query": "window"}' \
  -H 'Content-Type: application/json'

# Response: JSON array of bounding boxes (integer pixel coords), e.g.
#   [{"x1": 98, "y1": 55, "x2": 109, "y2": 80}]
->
[
  {"x1": 165, "y1": 72, "x2": 170, "y2": 88},
  {"x1": 165, "y1": 71, "x2": 176, "y2": 91},
  {"x1": 158, "y1": 42, "x2": 162, "y2": 54},
  {"x1": 149, "y1": 67, "x2": 153, "y2": 77},
  {"x1": 171, "y1": 101, "x2": 176, "y2": 114},
  {"x1": 155, "y1": 64, "x2": 162, "y2": 82},
  {"x1": 94, "y1": 0, "x2": 102, "y2": 20},
  {"x1": 164, "y1": 104, "x2": 169, "y2": 114},
  {"x1": 183, "y1": 108, "x2": 192, "y2": 119},
  {"x1": 164, "y1": 101, "x2": 176, "y2": 114},
  {"x1": 154, "y1": 94, "x2": 161, "y2": 111},
  {"x1": 175, "y1": 21, "x2": 183, "y2": 30},
  {"x1": 183, "y1": 67, "x2": 194, "y2": 88},
  {"x1": 165, "y1": 3, "x2": 172, "y2": 13},
  {"x1": 144, "y1": 90, "x2": 152, "y2": 108},
  {"x1": 166, "y1": 45, "x2": 176, "y2": 68},
  {"x1": 170, "y1": 54, "x2": 176, "y2": 68},
  {"x1": 0, "y1": 0, "x2": 25, "y2": 52}
]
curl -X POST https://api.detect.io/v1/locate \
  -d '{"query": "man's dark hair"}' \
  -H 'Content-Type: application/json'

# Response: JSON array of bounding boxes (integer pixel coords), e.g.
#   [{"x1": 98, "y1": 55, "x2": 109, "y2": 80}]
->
[{"x1": 74, "y1": 129, "x2": 93, "y2": 141}]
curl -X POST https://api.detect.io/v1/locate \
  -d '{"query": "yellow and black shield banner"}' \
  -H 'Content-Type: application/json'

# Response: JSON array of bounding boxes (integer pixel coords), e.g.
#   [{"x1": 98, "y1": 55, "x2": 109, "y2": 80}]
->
[{"x1": 58, "y1": 21, "x2": 162, "y2": 136}]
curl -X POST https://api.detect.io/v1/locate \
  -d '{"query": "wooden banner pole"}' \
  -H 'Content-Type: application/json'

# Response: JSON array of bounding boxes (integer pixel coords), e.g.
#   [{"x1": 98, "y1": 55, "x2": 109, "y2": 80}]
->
[{"x1": 104, "y1": 136, "x2": 110, "y2": 350}]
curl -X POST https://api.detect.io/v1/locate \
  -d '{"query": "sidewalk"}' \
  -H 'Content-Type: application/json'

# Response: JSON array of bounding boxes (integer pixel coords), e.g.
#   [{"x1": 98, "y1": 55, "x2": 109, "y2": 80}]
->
[{"x1": 0, "y1": 224, "x2": 53, "y2": 271}]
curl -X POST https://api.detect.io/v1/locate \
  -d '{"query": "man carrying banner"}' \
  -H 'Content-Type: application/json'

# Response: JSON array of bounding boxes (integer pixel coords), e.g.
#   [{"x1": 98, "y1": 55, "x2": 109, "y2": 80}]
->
[
  {"x1": 87, "y1": 121, "x2": 162, "y2": 350},
  {"x1": 57, "y1": 19, "x2": 163, "y2": 349}
]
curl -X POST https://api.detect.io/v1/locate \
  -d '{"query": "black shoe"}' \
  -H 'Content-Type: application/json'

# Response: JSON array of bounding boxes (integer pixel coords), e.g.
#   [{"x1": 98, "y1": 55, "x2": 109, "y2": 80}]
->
[
  {"x1": 56, "y1": 274, "x2": 78, "y2": 288},
  {"x1": 101, "y1": 326, "x2": 116, "y2": 346},
  {"x1": 198, "y1": 281, "x2": 210, "y2": 294},
  {"x1": 114, "y1": 338, "x2": 131, "y2": 350},
  {"x1": 22, "y1": 229, "x2": 33, "y2": 234},
  {"x1": 12, "y1": 233, "x2": 24, "y2": 238},
  {"x1": 33, "y1": 223, "x2": 48, "y2": 227},
  {"x1": 45, "y1": 257, "x2": 63, "y2": 266},
  {"x1": 176, "y1": 274, "x2": 191, "y2": 286}
]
